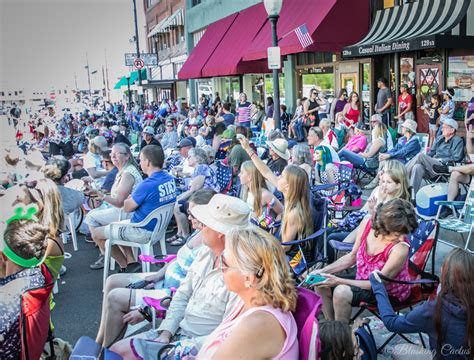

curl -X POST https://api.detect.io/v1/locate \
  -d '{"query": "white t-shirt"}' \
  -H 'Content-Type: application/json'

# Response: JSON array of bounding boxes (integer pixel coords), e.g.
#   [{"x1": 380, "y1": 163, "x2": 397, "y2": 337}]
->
[{"x1": 83, "y1": 151, "x2": 102, "y2": 170}]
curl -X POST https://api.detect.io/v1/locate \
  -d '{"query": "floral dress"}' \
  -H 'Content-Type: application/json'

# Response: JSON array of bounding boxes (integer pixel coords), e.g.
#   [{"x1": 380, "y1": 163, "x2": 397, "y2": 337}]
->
[
  {"x1": 192, "y1": 164, "x2": 220, "y2": 193},
  {"x1": 0, "y1": 268, "x2": 45, "y2": 360}
]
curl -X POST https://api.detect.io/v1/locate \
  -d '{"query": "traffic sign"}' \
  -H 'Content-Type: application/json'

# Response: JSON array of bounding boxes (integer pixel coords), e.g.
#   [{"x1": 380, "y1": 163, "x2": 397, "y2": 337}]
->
[
  {"x1": 125, "y1": 53, "x2": 158, "y2": 67},
  {"x1": 134, "y1": 58, "x2": 145, "y2": 69},
  {"x1": 267, "y1": 47, "x2": 281, "y2": 70}
]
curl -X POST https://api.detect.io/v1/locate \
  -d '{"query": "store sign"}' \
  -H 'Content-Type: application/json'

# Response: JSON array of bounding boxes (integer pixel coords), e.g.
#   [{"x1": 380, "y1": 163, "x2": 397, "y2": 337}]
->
[
  {"x1": 267, "y1": 47, "x2": 281, "y2": 70},
  {"x1": 307, "y1": 66, "x2": 333, "y2": 74},
  {"x1": 124, "y1": 53, "x2": 158, "y2": 67},
  {"x1": 342, "y1": 36, "x2": 436, "y2": 58}
]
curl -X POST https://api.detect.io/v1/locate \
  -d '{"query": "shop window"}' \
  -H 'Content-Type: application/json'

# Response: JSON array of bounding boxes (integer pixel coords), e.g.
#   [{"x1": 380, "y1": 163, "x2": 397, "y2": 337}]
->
[
  {"x1": 299, "y1": 67, "x2": 333, "y2": 100},
  {"x1": 448, "y1": 55, "x2": 474, "y2": 120}
]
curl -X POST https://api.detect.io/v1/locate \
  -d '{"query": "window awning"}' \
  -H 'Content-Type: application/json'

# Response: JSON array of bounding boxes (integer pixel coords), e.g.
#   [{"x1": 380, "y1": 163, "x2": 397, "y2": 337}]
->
[
  {"x1": 177, "y1": 14, "x2": 238, "y2": 80},
  {"x1": 113, "y1": 70, "x2": 147, "y2": 90},
  {"x1": 201, "y1": 3, "x2": 270, "y2": 77},
  {"x1": 242, "y1": 0, "x2": 370, "y2": 62},
  {"x1": 147, "y1": 8, "x2": 184, "y2": 38},
  {"x1": 342, "y1": 0, "x2": 471, "y2": 58}
]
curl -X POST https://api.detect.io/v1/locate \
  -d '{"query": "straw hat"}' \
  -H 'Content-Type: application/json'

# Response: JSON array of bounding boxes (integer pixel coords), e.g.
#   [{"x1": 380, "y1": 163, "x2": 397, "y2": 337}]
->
[
  {"x1": 266, "y1": 138, "x2": 290, "y2": 160},
  {"x1": 190, "y1": 194, "x2": 251, "y2": 234}
]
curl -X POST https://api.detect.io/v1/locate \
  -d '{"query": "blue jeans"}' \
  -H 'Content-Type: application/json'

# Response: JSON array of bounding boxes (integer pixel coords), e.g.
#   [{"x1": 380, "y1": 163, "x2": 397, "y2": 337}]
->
[
  {"x1": 339, "y1": 149, "x2": 365, "y2": 168},
  {"x1": 294, "y1": 119, "x2": 305, "y2": 140}
]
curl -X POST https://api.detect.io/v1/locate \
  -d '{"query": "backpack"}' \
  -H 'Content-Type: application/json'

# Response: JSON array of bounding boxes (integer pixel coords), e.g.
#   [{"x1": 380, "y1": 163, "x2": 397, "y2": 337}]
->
[{"x1": 354, "y1": 323, "x2": 378, "y2": 360}]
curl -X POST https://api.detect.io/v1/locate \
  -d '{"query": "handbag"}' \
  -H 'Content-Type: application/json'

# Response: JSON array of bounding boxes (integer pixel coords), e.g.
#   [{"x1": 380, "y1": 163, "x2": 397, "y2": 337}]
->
[{"x1": 304, "y1": 114, "x2": 316, "y2": 127}]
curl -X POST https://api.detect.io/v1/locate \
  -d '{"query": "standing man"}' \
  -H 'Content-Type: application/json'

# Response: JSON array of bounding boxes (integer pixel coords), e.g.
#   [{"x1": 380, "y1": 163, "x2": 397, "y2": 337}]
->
[
  {"x1": 375, "y1": 77, "x2": 393, "y2": 128},
  {"x1": 217, "y1": 103, "x2": 235, "y2": 127}
]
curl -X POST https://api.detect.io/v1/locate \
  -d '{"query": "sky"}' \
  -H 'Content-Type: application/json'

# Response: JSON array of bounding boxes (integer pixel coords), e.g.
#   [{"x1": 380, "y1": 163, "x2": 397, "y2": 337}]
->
[{"x1": 0, "y1": 0, "x2": 147, "y2": 93}]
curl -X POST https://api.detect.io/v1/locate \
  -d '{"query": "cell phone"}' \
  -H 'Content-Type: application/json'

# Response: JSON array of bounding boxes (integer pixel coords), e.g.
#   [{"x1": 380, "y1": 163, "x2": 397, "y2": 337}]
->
[
  {"x1": 126, "y1": 280, "x2": 152, "y2": 289},
  {"x1": 305, "y1": 274, "x2": 327, "y2": 285}
]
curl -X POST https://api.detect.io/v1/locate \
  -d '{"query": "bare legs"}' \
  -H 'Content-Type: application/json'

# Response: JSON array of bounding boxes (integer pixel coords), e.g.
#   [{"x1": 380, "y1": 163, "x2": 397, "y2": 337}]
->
[
  {"x1": 314, "y1": 285, "x2": 354, "y2": 324},
  {"x1": 448, "y1": 171, "x2": 470, "y2": 201},
  {"x1": 90, "y1": 226, "x2": 134, "y2": 269}
]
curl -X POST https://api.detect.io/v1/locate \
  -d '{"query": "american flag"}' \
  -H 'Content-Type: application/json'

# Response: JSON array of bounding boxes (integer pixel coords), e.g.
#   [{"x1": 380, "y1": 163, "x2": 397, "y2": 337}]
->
[{"x1": 295, "y1": 24, "x2": 313, "y2": 48}]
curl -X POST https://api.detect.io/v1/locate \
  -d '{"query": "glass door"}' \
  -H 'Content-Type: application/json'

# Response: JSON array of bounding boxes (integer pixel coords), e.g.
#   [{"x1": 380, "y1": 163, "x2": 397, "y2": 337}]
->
[{"x1": 415, "y1": 63, "x2": 443, "y2": 133}]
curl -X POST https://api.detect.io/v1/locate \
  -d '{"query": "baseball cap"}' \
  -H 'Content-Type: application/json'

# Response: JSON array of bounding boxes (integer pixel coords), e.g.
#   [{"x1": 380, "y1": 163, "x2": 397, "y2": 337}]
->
[
  {"x1": 143, "y1": 126, "x2": 154, "y2": 135},
  {"x1": 442, "y1": 117, "x2": 458, "y2": 130},
  {"x1": 111, "y1": 125, "x2": 120, "y2": 133},
  {"x1": 177, "y1": 138, "x2": 193, "y2": 149},
  {"x1": 92, "y1": 136, "x2": 110, "y2": 151}
]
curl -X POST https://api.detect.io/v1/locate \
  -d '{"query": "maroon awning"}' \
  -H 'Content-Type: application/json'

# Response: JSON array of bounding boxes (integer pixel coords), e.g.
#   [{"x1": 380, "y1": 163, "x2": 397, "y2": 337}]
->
[
  {"x1": 177, "y1": 13, "x2": 238, "y2": 80},
  {"x1": 243, "y1": 0, "x2": 370, "y2": 61},
  {"x1": 201, "y1": 4, "x2": 270, "y2": 77}
]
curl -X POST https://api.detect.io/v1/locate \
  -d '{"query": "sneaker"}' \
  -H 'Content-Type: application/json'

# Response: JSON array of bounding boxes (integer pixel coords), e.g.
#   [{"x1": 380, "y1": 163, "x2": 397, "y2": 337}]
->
[
  {"x1": 438, "y1": 207, "x2": 453, "y2": 219},
  {"x1": 90, "y1": 255, "x2": 104, "y2": 270},
  {"x1": 85, "y1": 235, "x2": 94, "y2": 243},
  {"x1": 59, "y1": 265, "x2": 67, "y2": 276},
  {"x1": 433, "y1": 164, "x2": 449, "y2": 174}
]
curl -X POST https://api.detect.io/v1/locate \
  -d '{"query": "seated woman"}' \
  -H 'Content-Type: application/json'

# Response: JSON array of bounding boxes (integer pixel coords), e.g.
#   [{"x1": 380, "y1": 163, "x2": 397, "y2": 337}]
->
[
  {"x1": 95, "y1": 189, "x2": 216, "y2": 348},
  {"x1": 340, "y1": 122, "x2": 367, "y2": 154},
  {"x1": 320, "y1": 118, "x2": 339, "y2": 150},
  {"x1": 290, "y1": 144, "x2": 313, "y2": 182},
  {"x1": 314, "y1": 145, "x2": 339, "y2": 196},
  {"x1": 0, "y1": 218, "x2": 50, "y2": 360},
  {"x1": 238, "y1": 137, "x2": 314, "y2": 263},
  {"x1": 239, "y1": 161, "x2": 283, "y2": 232},
  {"x1": 2, "y1": 177, "x2": 66, "y2": 280},
  {"x1": 339, "y1": 122, "x2": 388, "y2": 169},
  {"x1": 42, "y1": 156, "x2": 84, "y2": 219},
  {"x1": 197, "y1": 227, "x2": 298, "y2": 359},
  {"x1": 168, "y1": 148, "x2": 219, "y2": 246},
  {"x1": 83, "y1": 135, "x2": 110, "y2": 180},
  {"x1": 324, "y1": 159, "x2": 411, "y2": 259},
  {"x1": 370, "y1": 248, "x2": 473, "y2": 360},
  {"x1": 313, "y1": 198, "x2": 418, "y2": 324},
  {"x1": 85, "y1": 143, "x2": 143, "y2": 270}
]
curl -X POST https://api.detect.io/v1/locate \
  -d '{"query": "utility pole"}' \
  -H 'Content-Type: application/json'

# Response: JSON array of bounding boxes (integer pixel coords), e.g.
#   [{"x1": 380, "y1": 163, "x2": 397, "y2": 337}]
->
[
  {"x1": 104, "y1": 49, "x2": 111, "y2": 102},
  {"x1": 85, "y1": 53, "x2": 92, "y2": 106},
  {"x1": 132, "y1": 0, "x2": 143, "y2": 108},
  {"x1": 74, "y1": 72, "x2": 78, "y2": 91},
  {"x1": 102, "y1": 65, "x2": 107, "y2": 110}
]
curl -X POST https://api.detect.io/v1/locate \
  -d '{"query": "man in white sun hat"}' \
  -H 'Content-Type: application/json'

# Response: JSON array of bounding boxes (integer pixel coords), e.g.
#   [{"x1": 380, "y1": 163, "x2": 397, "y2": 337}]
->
[
  {"x1": 378, "y1": 119, "x2": 421, "y2": 164},
  {"x1": 265, "y1": 138, "x2": 290, "y2": 176},
  {"x1": 111, "y1": 194, "x2": 252, "y2": 359}
]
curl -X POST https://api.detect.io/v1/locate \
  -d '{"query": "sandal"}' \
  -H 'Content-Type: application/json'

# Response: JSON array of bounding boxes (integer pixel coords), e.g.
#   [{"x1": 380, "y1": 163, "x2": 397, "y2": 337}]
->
[
  {"x1": 166, "y1": 234, "x2": 181, "y2": 243},
  {"x1": 170, "y1": 236, "x2": 187, "y2": 246}
]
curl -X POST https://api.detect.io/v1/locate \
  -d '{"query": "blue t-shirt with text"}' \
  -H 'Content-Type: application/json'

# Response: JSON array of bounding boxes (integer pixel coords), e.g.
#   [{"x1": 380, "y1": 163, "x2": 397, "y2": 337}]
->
[{"x1": 131, "y1": 171, "x2": 177, "y2": 231}]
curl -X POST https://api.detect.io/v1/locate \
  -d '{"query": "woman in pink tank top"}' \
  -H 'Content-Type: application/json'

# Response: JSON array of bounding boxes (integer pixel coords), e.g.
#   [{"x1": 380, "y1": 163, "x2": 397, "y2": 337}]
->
[
  {"x1": 312, "y1": 199, "x2": 418, "y2": 324},
  {"x1": 198, "y1": 227, "x2": 299, "y2": 360}
]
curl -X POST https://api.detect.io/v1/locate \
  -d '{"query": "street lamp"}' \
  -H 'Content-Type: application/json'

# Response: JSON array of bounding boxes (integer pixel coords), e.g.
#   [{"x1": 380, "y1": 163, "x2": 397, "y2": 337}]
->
[{"x1": 264, "y1": 0, "x2": 283, "y2": 129}]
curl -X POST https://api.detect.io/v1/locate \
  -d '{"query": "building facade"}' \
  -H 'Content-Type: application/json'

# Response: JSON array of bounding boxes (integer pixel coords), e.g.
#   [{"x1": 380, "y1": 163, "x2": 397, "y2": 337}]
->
[{"x1": 143, "y1": 0, "x2": 187, "y2": 102}]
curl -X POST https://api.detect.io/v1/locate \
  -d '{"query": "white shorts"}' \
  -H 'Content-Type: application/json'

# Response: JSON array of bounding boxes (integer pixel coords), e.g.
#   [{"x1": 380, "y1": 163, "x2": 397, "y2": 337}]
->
[
  {"x1": 85, "y1": 206, "x2": 130, "y2": 228},
  {"x1": 103, "y1": 220, "x2": 152, "y2": 244}
]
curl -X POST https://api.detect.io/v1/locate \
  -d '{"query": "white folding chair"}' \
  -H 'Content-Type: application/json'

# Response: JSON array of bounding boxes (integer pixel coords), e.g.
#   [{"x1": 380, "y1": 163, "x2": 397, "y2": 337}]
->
[
  {"x1": 103, "y1": 202, "x2": 175, "y2": 287},
  {"x1": 61, "y1": 209, "x2": 83, "y2": 251}
]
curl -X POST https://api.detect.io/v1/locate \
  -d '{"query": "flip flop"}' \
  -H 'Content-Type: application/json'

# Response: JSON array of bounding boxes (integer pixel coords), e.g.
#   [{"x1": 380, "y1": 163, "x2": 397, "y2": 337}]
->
[
  {"x1": 170, "y1": 236, "x2": 187, "y2": 246},
  {"x1": 166, "y1": 234, "x2": 180, "y2": 243}
]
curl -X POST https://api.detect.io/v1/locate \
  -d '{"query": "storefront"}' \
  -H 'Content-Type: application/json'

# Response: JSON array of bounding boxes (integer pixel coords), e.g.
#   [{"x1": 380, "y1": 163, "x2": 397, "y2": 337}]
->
[{"x1": 342, "y1": 0, "x2": 474, "y2": 133}]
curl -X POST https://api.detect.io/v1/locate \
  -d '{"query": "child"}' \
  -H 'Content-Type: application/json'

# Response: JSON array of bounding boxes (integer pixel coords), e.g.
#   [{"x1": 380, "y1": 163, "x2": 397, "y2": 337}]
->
[{"x1": 424, "y1": 94, "x2": 440, "y2": 148}]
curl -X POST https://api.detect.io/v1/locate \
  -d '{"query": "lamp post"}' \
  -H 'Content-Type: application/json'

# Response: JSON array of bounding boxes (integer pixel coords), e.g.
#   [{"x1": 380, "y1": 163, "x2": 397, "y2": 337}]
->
[
  {"x1": 132, "y1": 0, "x2": 143, "y2": 109},
  {"x1": 126, "y1": 76, "x2": 132, "y2": 110},
  {"x1": 264, "y1": 0, "x2": 283, "y2": 129}
]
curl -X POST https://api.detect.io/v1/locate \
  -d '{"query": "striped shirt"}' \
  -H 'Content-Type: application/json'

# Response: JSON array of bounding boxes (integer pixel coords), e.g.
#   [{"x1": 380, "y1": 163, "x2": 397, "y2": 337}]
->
[{"x1": 237, "y1": 101, "x2": 252, "y2": 124}]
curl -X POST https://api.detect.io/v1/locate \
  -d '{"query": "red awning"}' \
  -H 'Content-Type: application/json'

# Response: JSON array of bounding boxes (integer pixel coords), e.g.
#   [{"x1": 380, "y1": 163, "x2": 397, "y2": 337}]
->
[
  {"x1": 243, "y1": 0, "x2": 370, "y2": 61},
  {"x1": 201, "y1": 4, "x2": 270, "y2": 77},
  {"x1": 177, "y1": 13, "x2": 238, "y2": 80}
]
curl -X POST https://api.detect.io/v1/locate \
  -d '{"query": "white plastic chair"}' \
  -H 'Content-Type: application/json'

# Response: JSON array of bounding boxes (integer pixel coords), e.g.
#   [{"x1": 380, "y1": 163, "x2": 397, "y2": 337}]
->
[
  {"x1": 103, "y1": 202, "x2": 175, "y2": 287},
  {"x1": 61, "y1": 210, "x2": 82, "y2": 251}
]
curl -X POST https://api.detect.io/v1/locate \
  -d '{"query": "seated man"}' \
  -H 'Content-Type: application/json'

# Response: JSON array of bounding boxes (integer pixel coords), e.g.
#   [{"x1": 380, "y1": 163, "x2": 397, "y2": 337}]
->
[
  {"x1": 140, "y1": 126, "x2": 161, "y2": 150},
  {"x1": 110, "y1": 195, "x2": 251, "y2": 358},
  {"x1": 90, "y1": 145, "x2": 176, "y2": 270},
  {"x1": 407, "y1": 118, "x2": 464, "y2": 194}
]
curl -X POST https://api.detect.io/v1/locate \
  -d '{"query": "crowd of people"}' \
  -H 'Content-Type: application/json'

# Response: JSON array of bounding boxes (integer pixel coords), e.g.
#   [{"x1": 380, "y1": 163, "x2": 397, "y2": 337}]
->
[{"x1": 1, "y1": 85, "x2": 473, "y2": 360}]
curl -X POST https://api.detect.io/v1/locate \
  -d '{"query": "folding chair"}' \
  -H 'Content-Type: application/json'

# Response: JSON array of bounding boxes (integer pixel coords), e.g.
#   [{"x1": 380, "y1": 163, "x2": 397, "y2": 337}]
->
[
  {"x1": 435, "y1": 179, "x2": 474, "y2": 253},
  {"x1": 415, "y1": 133, "x2": 429, "y2": 154},
  {"x1": 350, "y1": 219, "x2": 440, "y2": 353}
]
